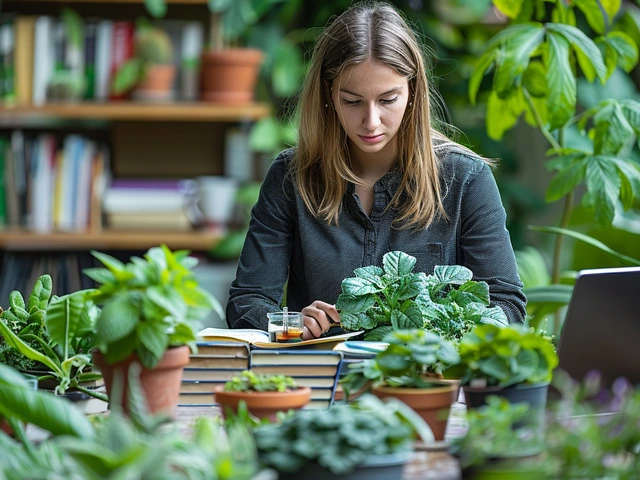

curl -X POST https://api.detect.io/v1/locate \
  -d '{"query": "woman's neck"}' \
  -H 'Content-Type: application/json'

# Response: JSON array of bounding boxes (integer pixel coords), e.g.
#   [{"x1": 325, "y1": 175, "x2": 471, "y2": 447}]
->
[{"x1": 349, "y1": 142, "x2": 398, "y2": 184}]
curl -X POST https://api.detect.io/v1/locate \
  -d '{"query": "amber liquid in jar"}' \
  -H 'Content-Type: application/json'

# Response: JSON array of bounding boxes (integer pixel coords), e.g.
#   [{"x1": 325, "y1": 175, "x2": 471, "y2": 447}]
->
[{"x1": 270, "y1": 328, "x2": 304, "y2": 343}]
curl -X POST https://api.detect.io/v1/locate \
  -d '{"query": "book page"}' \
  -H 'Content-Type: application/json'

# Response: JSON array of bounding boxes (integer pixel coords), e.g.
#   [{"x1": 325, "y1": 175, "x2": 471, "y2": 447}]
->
[
  {"x1": 197, "y1": 328, "x2": 269, "y2": 345},
  {"x1": 252, "y1": 331, "x2": 364, "y2": 349}
]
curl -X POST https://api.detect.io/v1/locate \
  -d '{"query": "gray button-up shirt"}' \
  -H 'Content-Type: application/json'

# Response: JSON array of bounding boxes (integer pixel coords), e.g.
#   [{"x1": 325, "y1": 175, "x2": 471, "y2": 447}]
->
[{"x1": 226, "y1": 147, "x2": 526, "y2": 330}]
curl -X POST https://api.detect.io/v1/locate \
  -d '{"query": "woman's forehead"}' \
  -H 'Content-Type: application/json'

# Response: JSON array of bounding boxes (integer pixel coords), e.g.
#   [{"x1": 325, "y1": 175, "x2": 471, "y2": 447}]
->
[{"x1": 334, "y1": 60, "x2": 408, "y2": 94}]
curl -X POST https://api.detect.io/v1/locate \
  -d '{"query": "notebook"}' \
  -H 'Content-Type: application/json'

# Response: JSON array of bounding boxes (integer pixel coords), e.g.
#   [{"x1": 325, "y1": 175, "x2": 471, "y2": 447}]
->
[{"x1": 556, "y1": 266, "x2": 640, "y2": 389}]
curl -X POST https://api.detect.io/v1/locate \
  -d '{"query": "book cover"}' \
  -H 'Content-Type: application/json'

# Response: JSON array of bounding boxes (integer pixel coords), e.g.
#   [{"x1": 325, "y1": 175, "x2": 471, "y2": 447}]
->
[
  {"x1": 289, "y1": 377, "x2": 337, "y2": 388},
  {"x1": 181, "y1": 378, "x2": 239, "y2": 393},
  {"x1": 14, "y1": 16, "x2": 35, "y2": 106},
  {"x1": 192, "y1": 341, "x2": 250, "y2": 358},
  {"x1": 250, "y1": 350, "x2": 343, "y2": 366},
  {"x1": 108, "y1": 21, "x2": 133, "y2": 101},
  {"x1": 182, "y1": 367, "x2": 247, "y2": 382},
  {"x1": 178, "y1": 392, "x2": 215, "y2": 406},
  {"x1": 250, "y1": 365, "x2": 340, "y2": 377},
  {"x1": 187, "y1": 355, "x2": 249, "y2": 370}
]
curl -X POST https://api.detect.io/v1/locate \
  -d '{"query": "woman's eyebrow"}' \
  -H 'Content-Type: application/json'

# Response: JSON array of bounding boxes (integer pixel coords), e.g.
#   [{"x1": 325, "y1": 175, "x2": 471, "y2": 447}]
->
[{"x1": 339, "y1": 86, "x2": 403, "y2": 97}]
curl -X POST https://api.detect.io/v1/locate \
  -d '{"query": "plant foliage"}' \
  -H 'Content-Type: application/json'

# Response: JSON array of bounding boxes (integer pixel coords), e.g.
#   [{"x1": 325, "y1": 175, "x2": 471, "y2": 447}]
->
[{"x1": 224, "y1": 370, "x2": 297, "y2": 392}]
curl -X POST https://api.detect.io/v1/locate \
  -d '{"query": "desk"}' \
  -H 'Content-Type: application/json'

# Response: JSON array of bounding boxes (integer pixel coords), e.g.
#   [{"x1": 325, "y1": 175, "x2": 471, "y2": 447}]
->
[{"x1": 176, "y1": 404, "x2": 465, "y2": 480}]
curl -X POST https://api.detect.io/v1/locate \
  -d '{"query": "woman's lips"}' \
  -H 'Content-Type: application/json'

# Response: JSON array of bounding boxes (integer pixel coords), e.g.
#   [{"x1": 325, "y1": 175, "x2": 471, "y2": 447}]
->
[{"x1": 358, "y1": 134, "x2": 384, "y2": 144}]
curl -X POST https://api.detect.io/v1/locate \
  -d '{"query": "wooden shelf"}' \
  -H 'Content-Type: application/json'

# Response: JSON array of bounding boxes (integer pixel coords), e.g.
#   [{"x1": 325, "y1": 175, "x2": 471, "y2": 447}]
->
[
  {"x1": 0, "y1": 229, "x2": 221, "y2": 251},
  {"x1": 0, "y1": 102, "x2": 270, "y2": 123}
]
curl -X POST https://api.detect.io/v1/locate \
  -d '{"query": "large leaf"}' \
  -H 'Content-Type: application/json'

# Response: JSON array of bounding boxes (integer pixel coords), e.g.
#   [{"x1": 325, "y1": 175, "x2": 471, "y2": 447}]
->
[
  {"x1": 96, "y1": 293, "x2": 140, "y2": 344},
  {"x1": 545, "y1": 31, "x2": 576, "y2": 130},
  {"x1": 0, "y1": 320, "x2": 62, "y2": 375},
  {"x1": 469, "y1": 49, "x2": 497, "y2": 104},
  {"x1": 494, "y1": 26, "x2": 545, "y2": 98},
  {"x1": 335, "y1": 293, "x2": 376, "y2": 314},
  {"x1": 0, "y1": 364, "x2": 93, "y2": 439},
  {"x1": 433, "y1": 265, "x2": 473, "y2": 284},
  {"x1": 272, "y1": 40, "x2": 304, "y2": 98},
  {"x1": 486, "y1": 89, "x2": 526, "y2": 140},
  {"x1": 605, "y1": 31, "x2": 640, "y2": 73},
  {"x1": 144, "y1": 0, "x2": 167, "y2": 18},
  {"x1": 585, "y1": 155, "x2": 621, "y2": 227},
  {"x1": 493, "y1": 0, "x2": 525, "y2": 18},
  {"x1": 576, "y1": 0, "x2": 607, "y2": 34},
  {"x1": 341, "y1": 277, "x2": 383, "y2": 296},
  {"x1": 546, "y1": 23, "x2": 607, "y2": 83},
  {"x1": 593, "y1": 102, "x2": 635, "y2": 155},
  {"x1": 382, "y1": 251, "x2": 417, "y2": 277},
  {"x1": 545, "y1": 155, "x2": 588, "y2": 202},
  {"x1": 44, "y1": 292, "x2": 87, "y2": 358},
  {"x1": 530, "y1": 225, "x2": 640, "y2": 265},
  {"x1": 28, "y1": 275, "x2": 52, "y2": 311}
]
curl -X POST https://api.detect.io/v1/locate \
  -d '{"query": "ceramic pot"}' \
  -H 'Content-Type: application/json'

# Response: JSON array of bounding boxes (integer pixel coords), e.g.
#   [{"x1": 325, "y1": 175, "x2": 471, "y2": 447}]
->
[
  {"x1": 372, "y1": 383, "x2": 457, "y2": 441},
  {"x1": 214, "y1": 385, "x2": 311, "y2": 421},
  {"x1": 200, "y1": 48, "x2": 263, "y2": 104},
  {"x1": 92, "y1": 345, "x2": 190, "y2": 419},
  {"x1": 134, "y1": 64, "x2": 176, "y2": 102}
]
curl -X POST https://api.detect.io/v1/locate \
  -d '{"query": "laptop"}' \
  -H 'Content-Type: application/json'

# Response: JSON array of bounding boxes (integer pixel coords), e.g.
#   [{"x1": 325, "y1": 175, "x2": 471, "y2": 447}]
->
[{"x1": 556, "y1": 266, "x2": 640, "y2": 389}]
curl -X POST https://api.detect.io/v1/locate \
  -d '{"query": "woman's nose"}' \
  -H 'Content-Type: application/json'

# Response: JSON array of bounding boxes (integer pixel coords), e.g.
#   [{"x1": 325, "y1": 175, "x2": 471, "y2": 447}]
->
[{"x1": 362, "y1": 104, "x2": 381, "y2": 131}]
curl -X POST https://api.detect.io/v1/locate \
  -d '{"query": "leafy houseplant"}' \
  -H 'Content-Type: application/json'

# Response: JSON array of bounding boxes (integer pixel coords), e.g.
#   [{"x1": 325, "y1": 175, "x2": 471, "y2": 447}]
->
[
  {"x1": 336, "y1": 251, "x2": 508, "y2": 341},
  {"x1": 445, "y1": 323, "x2": 559, "y2": 411},
  {"x1": 86, "y1": 244, "x2": 222, "y2": 416},
  {"x1": 341, "y1": 329, "x2": 460, "y2": 442},
  {"x1": 215, "y1": 370, "x2": 311, "y2": 421},
  {"x1": 112, "y1": 24, "x2": 176, "y2": 102},
  {"x1": 0, "y1": 362, "x2": 260, "y2": 480},
  {"x1": 471, "y1": 0, "x2": 640, "y2": 337},
  {"x1": 253, "y1": 394, "x2": 430, "y2": 479},
  {"x1": 0, "y1": 275, "x2": 105, "y2": 401}
]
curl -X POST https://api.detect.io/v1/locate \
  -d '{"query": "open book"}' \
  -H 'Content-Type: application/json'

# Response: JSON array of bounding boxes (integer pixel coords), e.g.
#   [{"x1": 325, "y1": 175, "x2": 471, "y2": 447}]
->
[{"x1": 196, "y1": 327, "x2": 363, "y2": 350}]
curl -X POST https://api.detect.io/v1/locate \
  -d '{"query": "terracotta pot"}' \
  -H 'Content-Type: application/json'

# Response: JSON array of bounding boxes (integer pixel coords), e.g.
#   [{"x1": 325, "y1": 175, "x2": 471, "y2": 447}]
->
[
  {"x1": 92, "y1": 346, "x2": 190, "y2": 419},
  {"x1": 200, "y1": 48, "x2": 263, "y2": 104},
  {"x1": 372, "y1": 383, "x2": 456, "y2": 441},
  {"x1": 214, "y1": 385, "x2": 311, "y2": 421},
  {"x1": 134, "y1": 64, "x2": 176, "y2": 102}
]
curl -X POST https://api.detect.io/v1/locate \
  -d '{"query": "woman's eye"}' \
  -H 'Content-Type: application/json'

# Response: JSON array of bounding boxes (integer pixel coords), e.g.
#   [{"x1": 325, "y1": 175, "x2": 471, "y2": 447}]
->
[
  {"x1": 343, "y1": 99, "x2": 361, "y2": 105},
  {"x1": 381, "y1": 96, "x2": 399, "y2": 104}
]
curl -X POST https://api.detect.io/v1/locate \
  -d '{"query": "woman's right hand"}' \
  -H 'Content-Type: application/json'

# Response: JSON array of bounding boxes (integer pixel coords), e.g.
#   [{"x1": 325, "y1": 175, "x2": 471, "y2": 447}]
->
[{"x1": 301, "y1": 301, "x2": 340, "y2": 340}]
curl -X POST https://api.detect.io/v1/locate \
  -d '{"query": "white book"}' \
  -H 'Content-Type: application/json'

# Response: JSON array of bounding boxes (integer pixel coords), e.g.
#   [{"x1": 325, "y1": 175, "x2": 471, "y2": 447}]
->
[
  {"x1": 30, "y1": 135, "x2": 54, "y2": 232},
  {"x1": 75, "y1": 140, "x2": 96, "y2": 230},
  {"x1": 94, "y1": 20, "x2": 113, "y2": 102},
  {"x1": 32, "y1": 16, "x2": 55, "y2": 106},
  {"x1": 102, "y1": 188, "x2": 187, "y2": 213}
]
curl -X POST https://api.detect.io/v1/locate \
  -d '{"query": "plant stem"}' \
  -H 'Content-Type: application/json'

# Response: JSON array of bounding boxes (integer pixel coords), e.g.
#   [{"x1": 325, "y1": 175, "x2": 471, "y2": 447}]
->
[
  {"x1": 523, "y1": 89, "x2": 561, "y2": 151},
  {"x1": 552, "y1": 190, "x2": 574, "y2": 339},
  {"x1": 210, "y1": 11, "x2": 223, "y2": 52},
  {"x1": 75, "y1": 384, "x2": 109, "y2": 403}
]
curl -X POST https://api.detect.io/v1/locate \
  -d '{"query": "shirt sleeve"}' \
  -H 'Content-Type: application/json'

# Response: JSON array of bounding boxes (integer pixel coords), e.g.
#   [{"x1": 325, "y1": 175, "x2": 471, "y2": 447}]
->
[
  {"x1": 225, "y1": 152, "x2": 296, "y2": 331},
  {"x1": 459, "y1": 161, "x2": 527, "y2": 324}
]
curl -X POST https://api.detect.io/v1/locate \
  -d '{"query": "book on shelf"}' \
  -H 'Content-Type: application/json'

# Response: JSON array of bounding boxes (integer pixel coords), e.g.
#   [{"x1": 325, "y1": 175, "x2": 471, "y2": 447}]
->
[
  {"x1": 250, "y1": 365, "x2": 340, "y2": 377},
  {"x1": 106, "y1": 211, "x2": 193, "y2": 231},
  {"x1": 182, "y1": 367, "x2": 247, "y2": 382},
  {"x1": 305, "y1": 399, "x2": 332, "y2": 410},
  {"x1": 197, "y1": 327, "x2": 363, "y2": 350},
  {"x1": 187, "y1": 355, "x2": 249, "y2": 370},
  {"x1": 193, "y1": 342, "x2": 250, "y2": 358},
  {"x1": 181, "y1": 380, "x2": 235, "y2": 393},
  {"x1": 179, "y1": 392, "x2": 215, "y2": 406},
  {"x1": 250, "y1": 350, "x2": 342, "y2": 366}
]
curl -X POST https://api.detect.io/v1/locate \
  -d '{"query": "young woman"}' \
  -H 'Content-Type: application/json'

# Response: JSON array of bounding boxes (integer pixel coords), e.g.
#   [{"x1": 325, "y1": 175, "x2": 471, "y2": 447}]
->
[{"x1": 226, "y1": 2, "x2": 526, "y2": 338}]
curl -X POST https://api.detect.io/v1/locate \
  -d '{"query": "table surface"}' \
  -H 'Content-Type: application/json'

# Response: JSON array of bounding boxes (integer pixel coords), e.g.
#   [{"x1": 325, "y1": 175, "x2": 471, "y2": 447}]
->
[{"x1": 175, "y1": 402, "x2": 466, "y2": 480}]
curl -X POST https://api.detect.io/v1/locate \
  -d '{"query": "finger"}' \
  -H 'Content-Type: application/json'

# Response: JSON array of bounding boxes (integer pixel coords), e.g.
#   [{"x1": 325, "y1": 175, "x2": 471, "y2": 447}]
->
[
  {"x1": 302, "y1": 305, "x2": 332, "y2": 333},
  {"x1": 303, "y1": 315, "x2": 324, "y2": 338},
  {"x1": 312, "y1": 301, "x2": 341, "y2": 323},
  {"x1": 302, "y1": 326, "x2": 314, "y2": 341}
]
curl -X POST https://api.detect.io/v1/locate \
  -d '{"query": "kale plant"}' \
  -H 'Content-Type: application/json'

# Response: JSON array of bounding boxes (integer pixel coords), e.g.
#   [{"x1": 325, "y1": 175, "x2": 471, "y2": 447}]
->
[
  {"x1": 224, "y1": 370, "x2": 297, "y2": 393},
  {"x1": 336, "y1": 251, "x2": 508, "y2": 342}
]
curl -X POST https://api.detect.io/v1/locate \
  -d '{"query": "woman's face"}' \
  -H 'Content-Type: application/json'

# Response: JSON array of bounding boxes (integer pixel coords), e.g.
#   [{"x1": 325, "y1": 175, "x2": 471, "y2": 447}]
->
[{"x1": 331, "y1": 59, "x2": 410, "y2": 166}]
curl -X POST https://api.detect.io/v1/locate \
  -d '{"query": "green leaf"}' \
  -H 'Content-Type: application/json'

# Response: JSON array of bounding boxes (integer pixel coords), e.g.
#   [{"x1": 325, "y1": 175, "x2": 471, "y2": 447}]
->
[
  {"x1": 82, "y1": 267, "x2": 117, "y2": 285},
  {"x1": 530, "y1": 225, "x2": 640, "y2": 265},
  {"x1": 485, "y1": 22, "x2": 543, "y2": 52},
  {"x1": 382, "y1": 251, "x2": 417, "y2": 277},
  {"x1": 546, "y1": 23, "x2": 607, "y2": 83},
  {"x1": 493, "y1": 0, "x2": 525, "y2": 18},
  {"x1": 111, "y1": 58, "x2": 143, "y2": 95},
  {"x1": 209, "y1": 229, "x2": 248, "y2": 260},
  {"x1": 522, "y1": 61, "x2": 547, "y2": 97},
  {"x1": 576, "y1": 0, "x2": 607, "y2": 34},
  {"x1": 208, "y1": 0, "x2": 234, "y2": 13},
  {"x1": 376, "y1": 348, "x2": 413, "y2": 375},
  {"x1": 336, "y1": 294, "x2": 376, "y2": 314},
  {"x1": 478, "y1": 357, "x2": 510, "y2": 381},
  {"x1": 341, "y1": 277, "x2": 383, "y2": 296},
  {"x1": 545, "y1": 31, "x2": 576, "y2": 130},
  {"x1": 0, "y1": 321, "x2": 63, "y2": 376},
  {"x1": 605, "y1": 31, "x2": 639, "y2": 72},
  {"x1": 44, "y1": 292, "x2": 86, "y2": 357},
  {"x1": 394, "y1": 304, "x2": 423, "y2": 330},
  {"x1": 249, "y1": 116, "x2": 282, "y2": 154},
  {"x1": 364, "y1": 326, "x2": 394, "y2": 341},
  {"x1": 593, "y1": 102, "x2": 635, "y2": 155},
  {"x1": 433, "y1": 265, "x2": 473, "y2": 284},
  {"x1": 28, "y1": 275, "x2": 52, "y2": 310},
  {"x1": 0, "y1": 364, "x2": 94, "y2": 439},
  {"x1": 621, "y1": 100, "x2": 640, "y2": 133},
  {"x1": 479, "y1": 306, "x2": 509, "y2": 327},
  {"x1": 272, "y1": 40, "x2": 303, "y2": 98},
  {"x1": 486, "y1": 90, "x2": 525, "y2": 140},
  {"x1": 138, "y1": 321, "x2": 169, "y2": 365},
  {"x1": 469, "y1": 49, "x2": 497, "y2": 105},
  {"x1": 494, "y1": 26, "x2": 545, "y2": 98},
  {"x1": 144, "y1": 0, "x2": 167, "y2": 18},
  {"x1": 585, "y1": 155, "x2": 621, "y2": 226},
  {"x1": 96, "y1": 294, "x2": 140, "y2": 344},
  {"x1": 545, "y1": 155, "x2": 587, "y2": 202}
]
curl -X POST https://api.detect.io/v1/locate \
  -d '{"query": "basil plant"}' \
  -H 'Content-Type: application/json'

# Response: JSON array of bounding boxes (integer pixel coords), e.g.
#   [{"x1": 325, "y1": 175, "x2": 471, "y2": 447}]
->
[{"x1": 336, "y1": 251, "x2": 508, "y2": 342}]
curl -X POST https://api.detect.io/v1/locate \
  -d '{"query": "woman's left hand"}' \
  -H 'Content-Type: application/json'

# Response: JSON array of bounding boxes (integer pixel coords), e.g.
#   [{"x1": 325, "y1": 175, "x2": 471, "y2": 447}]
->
[{"x1": 301, "y1": 301, "x2": 340, "y2": 340}]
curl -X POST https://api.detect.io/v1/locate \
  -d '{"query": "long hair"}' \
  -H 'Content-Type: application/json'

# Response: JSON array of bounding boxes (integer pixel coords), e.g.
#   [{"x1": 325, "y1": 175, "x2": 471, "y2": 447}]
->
[{"x1": 292, "y1": 1, "x2": 474, "y2": 229}]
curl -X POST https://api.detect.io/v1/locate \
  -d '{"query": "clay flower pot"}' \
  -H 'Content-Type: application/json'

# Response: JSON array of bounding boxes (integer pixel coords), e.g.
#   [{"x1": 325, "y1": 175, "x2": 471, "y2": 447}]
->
[
  {"x1": 214, "y1": 385, "x2": 311, "y2": 421},
  {"x1": 200, "y1": 48, "x2": 263, "y2": 104},
  {"x1": 372, "y1": 383, "x2": 457, "y2": 441},
  {"x1": 92, "y1": 345, "x2": 190, "y2": 419},
  {"x1": 134, "y1": 64, "x2": 177, "y2": 102}
]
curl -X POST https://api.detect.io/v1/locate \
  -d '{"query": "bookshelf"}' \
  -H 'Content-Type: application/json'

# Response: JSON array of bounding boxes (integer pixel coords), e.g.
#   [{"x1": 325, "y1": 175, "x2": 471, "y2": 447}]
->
[
  {"x1": 0, "y1": 229, "x2": 220, "y2": 251},
  {"x1": 0, "y1": 102, "x2": 270, "y2": 123}
]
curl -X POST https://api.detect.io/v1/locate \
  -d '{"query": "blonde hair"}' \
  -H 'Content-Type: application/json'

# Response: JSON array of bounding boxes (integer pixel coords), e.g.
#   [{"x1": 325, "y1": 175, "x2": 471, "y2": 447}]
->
[{"x1": 292, "y1": 1, "x2": 476, "y2": 229}]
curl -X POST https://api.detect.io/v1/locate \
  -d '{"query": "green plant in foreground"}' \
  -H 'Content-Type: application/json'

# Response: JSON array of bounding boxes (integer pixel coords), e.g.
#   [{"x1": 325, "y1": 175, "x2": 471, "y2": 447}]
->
[
  {"x1": 224, "y1": 370, "x2": 297, "y2": 393},
  {"x1": 337, "y1": 251, "x2": 508, "y2": 341},
  {"x1": 341, "y1": 329, "x2": 460, "y2": 398},
  {"x1": 0, "y1": 275, "x2": 104, "y2": 399},
  {"x1": 87, "y1": 244, "x2": 223, "y2": 369},
  {"x1": 445, "y1": 323, "x2": 558, "y2": 388}
]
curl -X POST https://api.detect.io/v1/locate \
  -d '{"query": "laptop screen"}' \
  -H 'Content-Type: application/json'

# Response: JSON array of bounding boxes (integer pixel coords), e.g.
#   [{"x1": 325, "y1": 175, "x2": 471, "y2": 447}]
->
[{"x1": 556, "y1": 266, "x2": 640, "y2": 389}]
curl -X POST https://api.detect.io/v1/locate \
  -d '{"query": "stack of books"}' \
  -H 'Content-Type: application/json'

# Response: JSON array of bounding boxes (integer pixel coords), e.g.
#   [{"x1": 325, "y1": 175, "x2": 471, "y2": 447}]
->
[
  {"x1": 178, "y1": 342, "x2": 250, "y2": 407},
  {"x1": 250, "y1": 350, "x2": 344, "y2": 410}
]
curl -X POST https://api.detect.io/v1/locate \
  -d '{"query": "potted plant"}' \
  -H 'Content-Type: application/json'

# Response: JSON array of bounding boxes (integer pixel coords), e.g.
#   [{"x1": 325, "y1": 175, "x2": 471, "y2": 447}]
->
[
  {"x1": 444, "y1": 323, "x2": 558, "y2": 414},
  {"x1": 112, "y1": 23, "x2": 176, "y2": 102},
  {"x1": 215, "y1": 370, "x2": 311, "y2": 421},
  {"x1": 87, "y1": 244, "x2": 223, "y2": 418},
  {"x1": 0, "y1": 362, "x2": 262, "y2": 480},
  {"x1": 0, "y1": 274, "x2": 106, "y2": 402},
  {"x1": 336, "y1": 251, "x2": 509, "y2": 341},
  {"x1": 199, "y1": 0, "x2": 285, "y2": 104},
  {"x1": 341, "y1": 328, "x2": 460, "y2": 441},
  {"x1": 253, "y1": 394, "x2": 431, "y2": 479}
]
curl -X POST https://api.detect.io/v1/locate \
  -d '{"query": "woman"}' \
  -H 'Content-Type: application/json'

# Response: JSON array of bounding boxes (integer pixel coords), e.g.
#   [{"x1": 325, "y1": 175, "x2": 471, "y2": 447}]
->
[{"x1": 226, "y1": 2, "x2": 526, "y2": 338}]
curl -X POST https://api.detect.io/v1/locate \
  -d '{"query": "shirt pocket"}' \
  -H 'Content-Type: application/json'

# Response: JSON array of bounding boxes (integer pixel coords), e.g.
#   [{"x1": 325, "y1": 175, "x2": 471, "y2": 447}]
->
[{"x1": 404, "y1": 243, "x2": 443, "y2": 274}]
